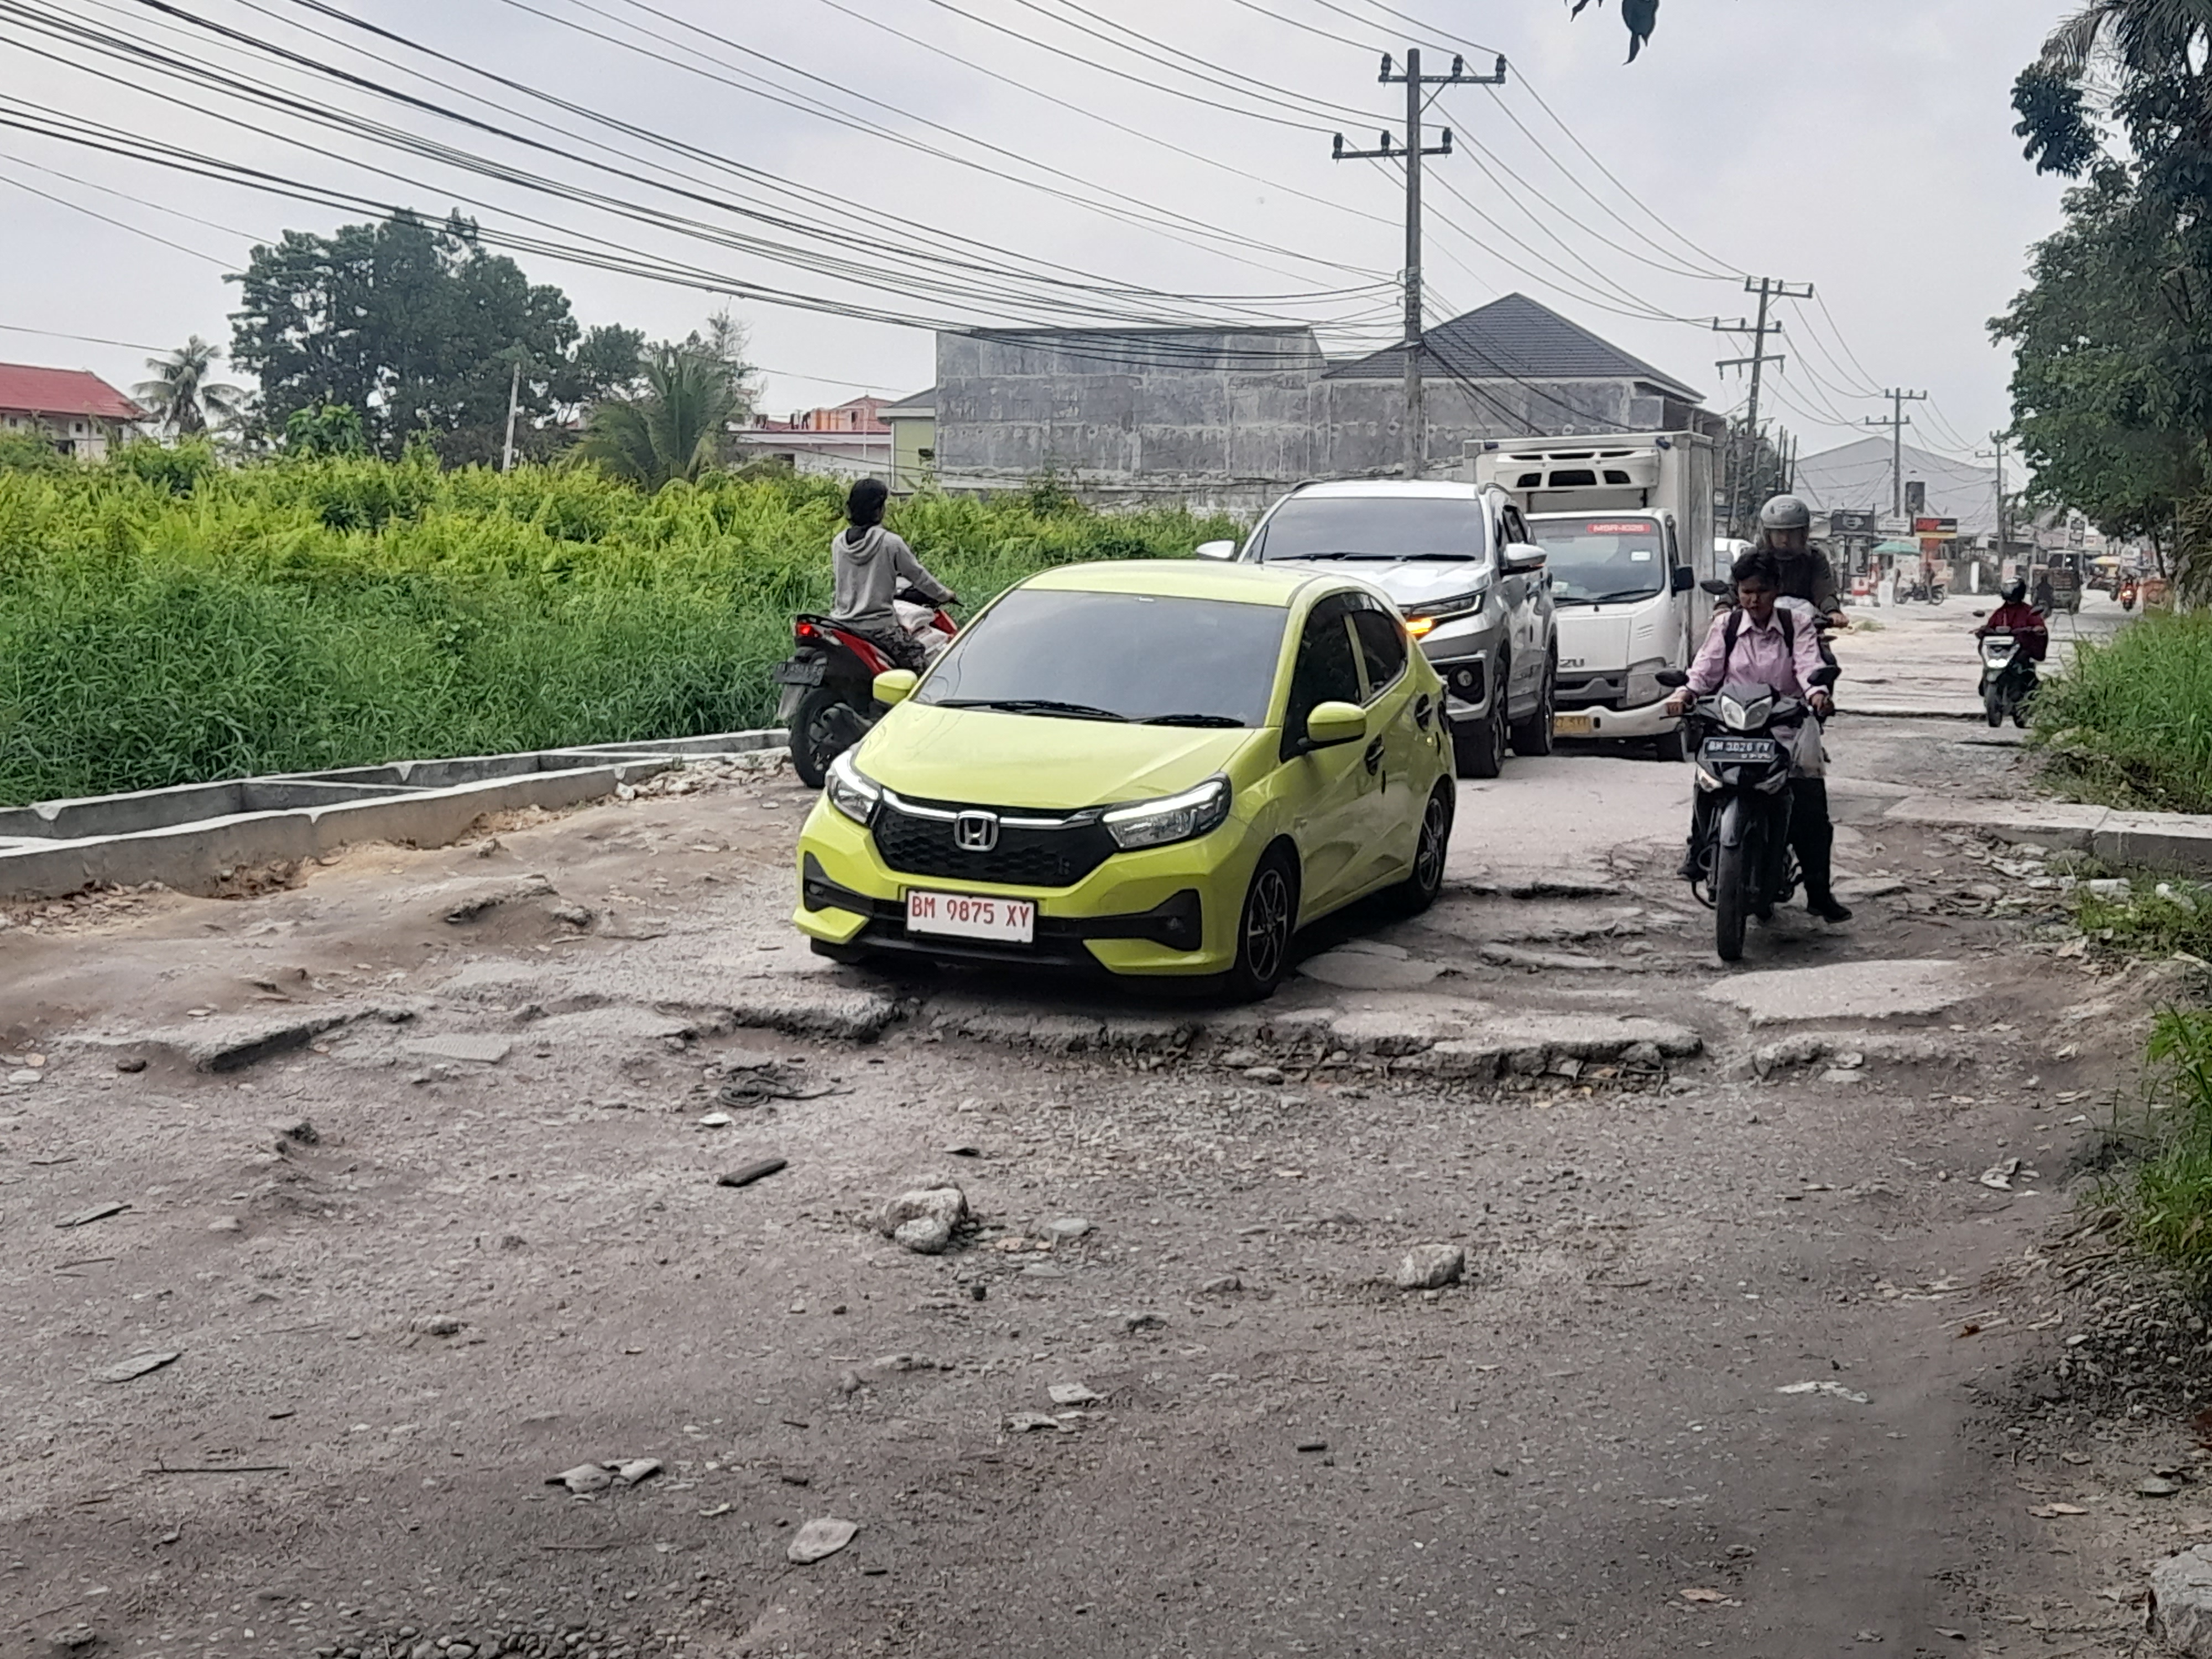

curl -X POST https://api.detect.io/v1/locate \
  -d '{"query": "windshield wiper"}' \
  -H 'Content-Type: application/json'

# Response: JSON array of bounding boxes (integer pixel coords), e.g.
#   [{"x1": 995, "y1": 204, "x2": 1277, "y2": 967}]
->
[
  {"x1": 935, "y1": 698, "x2": 1129, "y2": 722},
  {"x1": 1141, "y1": 713, "x2": 1247, "y2": 728},
  {"x1": 1574, "y1": 588, "x2": 1664, "y2": 606}
]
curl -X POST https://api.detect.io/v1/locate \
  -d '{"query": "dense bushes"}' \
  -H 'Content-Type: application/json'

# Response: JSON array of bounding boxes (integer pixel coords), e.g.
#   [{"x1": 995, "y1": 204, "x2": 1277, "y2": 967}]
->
[
  {"x1": 2035, "y1": 609, "x2": 2212, "y2": 814},
  {"x1": 0, "y1": 452, "x2": 1235, "y2": 805}
]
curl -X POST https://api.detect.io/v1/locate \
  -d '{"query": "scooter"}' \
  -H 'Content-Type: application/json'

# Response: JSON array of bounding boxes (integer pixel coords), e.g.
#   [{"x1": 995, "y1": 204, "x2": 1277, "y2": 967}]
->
[
  {"x1": 2120, "y1": 580, "x2": 2140, "y2": 612},
  {"x1": 1976, "y1": 629, "x2": 2036, "y2": 728},
  {"x1": 1659, "y1": 662, "x2": 1838, "y2": 964},
  {"x1": 773, "y1": 589, "x2": 957, "y2": 789},
  {"x1": 1902, "y1": 573, "x2": 1948, "y2": 604}
]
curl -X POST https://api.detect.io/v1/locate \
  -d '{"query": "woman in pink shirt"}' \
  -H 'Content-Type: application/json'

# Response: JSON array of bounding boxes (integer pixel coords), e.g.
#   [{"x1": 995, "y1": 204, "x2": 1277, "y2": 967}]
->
[{"x1": 1665, "y1": 548, "x2": 1850, "y2": 924}]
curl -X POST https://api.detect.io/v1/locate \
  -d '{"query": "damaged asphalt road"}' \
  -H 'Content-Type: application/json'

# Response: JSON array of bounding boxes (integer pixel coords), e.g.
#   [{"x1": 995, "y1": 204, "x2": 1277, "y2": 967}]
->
[{"x1": 0, "y1": 717, "x2": 2191, "y2": 1658}]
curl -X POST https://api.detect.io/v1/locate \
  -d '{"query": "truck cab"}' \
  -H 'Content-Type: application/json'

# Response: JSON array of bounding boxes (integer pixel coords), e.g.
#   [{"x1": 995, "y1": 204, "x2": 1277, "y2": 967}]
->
[{"x1": 1469, "y1": 434, "x2": 1718, "y2": 762}]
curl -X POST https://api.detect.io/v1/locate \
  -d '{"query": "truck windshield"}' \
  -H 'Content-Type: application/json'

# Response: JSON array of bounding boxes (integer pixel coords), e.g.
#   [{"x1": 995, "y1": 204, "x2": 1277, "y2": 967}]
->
[
  {"x1": 1532, "y1": 517, "x2": 1668, "y2": 606},
  {"x1": 1251, "y1": 497, "x2": 1488, "y2": 562}
]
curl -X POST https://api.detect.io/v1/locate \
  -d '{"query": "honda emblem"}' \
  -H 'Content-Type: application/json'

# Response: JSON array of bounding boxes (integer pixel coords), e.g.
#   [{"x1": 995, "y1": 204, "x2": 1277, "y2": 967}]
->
[{"x1": 953, "y1": 811, "x2": 1000, "y2": 853}]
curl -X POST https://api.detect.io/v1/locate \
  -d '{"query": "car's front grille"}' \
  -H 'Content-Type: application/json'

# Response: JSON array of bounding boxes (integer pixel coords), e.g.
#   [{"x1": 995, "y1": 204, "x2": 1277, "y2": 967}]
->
[{"x1": 871, "y1": 795, "x2": 1118, "y2": 888}]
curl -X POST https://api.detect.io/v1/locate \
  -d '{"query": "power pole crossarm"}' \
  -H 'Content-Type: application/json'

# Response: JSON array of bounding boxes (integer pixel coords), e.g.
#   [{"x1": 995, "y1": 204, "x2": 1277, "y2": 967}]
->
[
  {"x1": 1864, "y1": 389, "x2": 1929, "y2": 518},
  {"x1": 1713, "y1": 277, "x2": 1811, "y2": 534},
  {"x1": 1333, "y1": 47, "x2": 1505, "y2": 479}
]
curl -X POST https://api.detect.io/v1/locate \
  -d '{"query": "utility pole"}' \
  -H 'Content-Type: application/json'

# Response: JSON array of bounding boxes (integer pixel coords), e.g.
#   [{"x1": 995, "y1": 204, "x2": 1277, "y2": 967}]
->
[
  {"x1": 500, "y1": 357, "x2": 523, "y2": 473},
  {"x1": 1713, "y1": 276, "x2": 1811, "y2": 533},
  {"x1": 1334, "y1": 48, "x2": 1505, "y2": 478},
  {"x1": 1977, "y1": 432, "x2": 2010, "y2": 565},
  {"x1": 1864, "y1": 389, "x2": 1929, "y2": 518}
]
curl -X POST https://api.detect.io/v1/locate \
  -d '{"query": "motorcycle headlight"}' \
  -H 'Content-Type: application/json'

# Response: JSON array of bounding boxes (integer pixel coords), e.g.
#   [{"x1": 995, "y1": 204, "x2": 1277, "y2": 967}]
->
[
  {"x1": 1719, "y1": 694, "x2": 1768, "y2": 732},
  {"x1": 1102, "y1": 775, "x2": 1233, "y2": 851},
  {"x1": 824, "y1": 749, "x2": 881, "y2": 826}
]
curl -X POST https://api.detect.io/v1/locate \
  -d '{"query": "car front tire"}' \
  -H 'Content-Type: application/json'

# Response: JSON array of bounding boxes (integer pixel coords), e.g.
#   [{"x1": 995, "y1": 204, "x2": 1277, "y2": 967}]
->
[
  {"x1": 1387, "y1": 781, "x2": 1454, "y2": 915},
  {"x1": 1225, "y1": 844, "x2": 1300, "y2": 1001},
  {"x1": 1509, "y1": 654, "x2": 1557, "y2": 757}
]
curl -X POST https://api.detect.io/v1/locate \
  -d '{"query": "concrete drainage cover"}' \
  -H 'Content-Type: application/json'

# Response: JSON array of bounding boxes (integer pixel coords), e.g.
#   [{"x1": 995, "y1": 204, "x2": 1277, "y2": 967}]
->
[{"x1": 1703, "y1": 959, "x2": 1975, "y2": 1026}]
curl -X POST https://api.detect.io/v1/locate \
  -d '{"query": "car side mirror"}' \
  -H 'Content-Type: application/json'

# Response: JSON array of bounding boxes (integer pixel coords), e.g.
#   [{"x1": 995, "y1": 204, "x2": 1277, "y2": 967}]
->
[
  {"x1": 1700, "y1": 578, "x2": 1733, "y2": 597},
  {"x1": 1671, "y1": 566, "x2": 1695, "y2": 594},
  {"x1": 1500, "y1": 542, "x2": 1547, "y2": 576},
  {"x1": 1193, "y1": 539, "x2": 1238, "y2": 562},
  {"x1": 872, "y1": 669, "x2": 919, "y2": 706},
  {"x1": 1301, "y1": 701, "x2": 1368, "y2": 751},
  {"x1": 1655, "y1": 669, "x2": 1690, "y2": 689}
]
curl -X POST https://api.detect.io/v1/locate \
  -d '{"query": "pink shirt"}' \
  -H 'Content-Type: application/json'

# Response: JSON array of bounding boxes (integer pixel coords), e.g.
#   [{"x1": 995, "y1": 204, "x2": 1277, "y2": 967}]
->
[{"x1": 1686, "y1": 606, "x2": 1826, "y2": 699}]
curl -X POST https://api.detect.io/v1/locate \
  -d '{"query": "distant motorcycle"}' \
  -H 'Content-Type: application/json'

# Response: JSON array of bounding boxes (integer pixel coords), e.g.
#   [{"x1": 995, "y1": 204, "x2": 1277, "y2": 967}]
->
[
  {"x1": 773, "y1": 589, "x2": 957, "y2": 788},
  {"x1": 2120, "y1": 580, "x2": 2140, "y2": 612},
  {"x1": 1977, "y1": 630, "x2": 2036, "y2": 728},
  {"x1": 1901, "y1": 573, "x2": 1948, "y2": 604}
]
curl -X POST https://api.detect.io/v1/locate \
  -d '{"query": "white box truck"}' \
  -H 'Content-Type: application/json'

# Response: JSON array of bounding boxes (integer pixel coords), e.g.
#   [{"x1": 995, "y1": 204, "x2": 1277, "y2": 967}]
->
[{"x1": 1468, "y1": 432, "x2": 1718, "y2": 761}]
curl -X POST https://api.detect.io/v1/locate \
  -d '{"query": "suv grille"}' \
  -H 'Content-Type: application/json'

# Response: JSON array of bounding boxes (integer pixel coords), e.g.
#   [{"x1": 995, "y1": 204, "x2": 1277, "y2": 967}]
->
[{"x1": 872, "y1": 796, "x2": 1118, "y2": 888}]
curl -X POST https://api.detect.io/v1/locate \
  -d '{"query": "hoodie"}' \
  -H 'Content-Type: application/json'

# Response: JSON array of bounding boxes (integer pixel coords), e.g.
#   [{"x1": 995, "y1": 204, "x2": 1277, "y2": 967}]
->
[{"x1": 830, "y1": 524, "x2": 953, "y2": 634}]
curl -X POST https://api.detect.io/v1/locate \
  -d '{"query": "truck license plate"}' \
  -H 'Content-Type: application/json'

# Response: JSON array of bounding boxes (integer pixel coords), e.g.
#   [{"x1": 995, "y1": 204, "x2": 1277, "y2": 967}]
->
[
  {"x1": 906, "y1": 890, "x2": 1036, "y2": 945},
  {"x1": 1552, "y1": 712, "x2": 1596, "y2": 737}
]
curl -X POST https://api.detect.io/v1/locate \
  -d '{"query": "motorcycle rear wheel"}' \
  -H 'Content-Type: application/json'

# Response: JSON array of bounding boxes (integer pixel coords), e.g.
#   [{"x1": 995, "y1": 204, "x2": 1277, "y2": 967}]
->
[
  {"x1": 1714, "y1": 837, "x2": 1749, "y2": 963},
  {"x1": 790, "y1": 686, "x2": 863, "y2": 789}
]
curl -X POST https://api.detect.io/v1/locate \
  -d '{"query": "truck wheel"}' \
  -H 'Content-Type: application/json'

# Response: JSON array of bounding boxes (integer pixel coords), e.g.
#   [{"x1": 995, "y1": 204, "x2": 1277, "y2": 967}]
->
[
  {"x1": 1453, "y1": 696, "x2": 1507, "y2": 780},
  {"x1": 1653, "y1": 724, "x2": 1689, "y2": 764},
  {"x1": 1509, "y1": 656, "x2": 1557, "y2": 757}
]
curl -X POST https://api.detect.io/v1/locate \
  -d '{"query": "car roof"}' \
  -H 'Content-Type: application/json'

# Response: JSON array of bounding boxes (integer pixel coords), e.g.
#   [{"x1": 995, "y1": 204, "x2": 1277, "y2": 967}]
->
[
  {"x1": 1285, "y1": 479, "x2": 1488, "y2": 502},
  {"x1": 1021, "y1": 559, "x2": 1319, "y2": 607}
]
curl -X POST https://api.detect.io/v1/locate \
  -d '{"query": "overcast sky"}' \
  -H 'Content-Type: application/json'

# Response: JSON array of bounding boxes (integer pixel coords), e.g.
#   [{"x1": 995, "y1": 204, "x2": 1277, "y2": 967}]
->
[{"x1": 0, "y1": 0, "x2": 2073, "y2": 468}]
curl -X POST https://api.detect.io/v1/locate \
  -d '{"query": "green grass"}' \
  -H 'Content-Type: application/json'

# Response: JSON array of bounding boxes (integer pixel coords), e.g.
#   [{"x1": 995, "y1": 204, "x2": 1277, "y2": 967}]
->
[
  {"x1": 2120, "y1": 1008, "x2": 2212, "y2": 1284},
  {"x1": 0, "y1": 447, "x2": 1237, "y2": 805},
  {"x1": 2074, "y1": 877, "x2": 2212, "y2": 960},
  {"x1": 2035, "y1": 609, "x2": 2212, "y2": 812}
]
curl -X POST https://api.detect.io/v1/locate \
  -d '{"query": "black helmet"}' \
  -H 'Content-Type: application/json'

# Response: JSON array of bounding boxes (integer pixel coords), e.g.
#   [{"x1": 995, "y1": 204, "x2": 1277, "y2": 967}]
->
[{"x1": 2002, "y1": 579, "x2": 2027, "y2": 604}]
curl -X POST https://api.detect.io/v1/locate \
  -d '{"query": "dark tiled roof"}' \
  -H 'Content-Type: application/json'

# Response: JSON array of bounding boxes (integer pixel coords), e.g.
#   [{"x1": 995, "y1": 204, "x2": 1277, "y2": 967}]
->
[{"x1": 1325, "y1": 294, "x2": 1700, "y2": 402}]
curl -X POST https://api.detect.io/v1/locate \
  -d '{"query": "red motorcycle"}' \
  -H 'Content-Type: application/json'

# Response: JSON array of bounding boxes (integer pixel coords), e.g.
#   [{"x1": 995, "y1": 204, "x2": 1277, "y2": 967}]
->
[
  {"x1": 773, "y1": 588, "x2": 957, "y2": 787},
  {"x1": 2120, "y1": 579, "x2": 2140, "y2": 612}
]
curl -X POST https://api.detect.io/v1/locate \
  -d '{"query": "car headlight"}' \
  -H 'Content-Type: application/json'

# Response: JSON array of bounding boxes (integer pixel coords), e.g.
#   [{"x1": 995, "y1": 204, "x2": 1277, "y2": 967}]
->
[
  {"x1": 1102, "y1": 775, "x2": 1233, "y2": 851},
  {"x1": 1404, "y1": 587, "x2": 1489, "y2": 638},
  {"x1": 824, "y1": 749, "x2": 881, "y2": 825}
]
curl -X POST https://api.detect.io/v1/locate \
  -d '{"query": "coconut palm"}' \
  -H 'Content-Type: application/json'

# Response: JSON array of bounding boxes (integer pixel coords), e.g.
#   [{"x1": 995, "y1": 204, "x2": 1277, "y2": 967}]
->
[
  {"x1": 576, "y1": 347, "x2": 738, "y2": 490},
  {"x1": 133, "y1": 337, "x2": 244, "y2": 439},
  {"x1": 2042, "y1": 0, "x2": 2212, "y2": 73}
]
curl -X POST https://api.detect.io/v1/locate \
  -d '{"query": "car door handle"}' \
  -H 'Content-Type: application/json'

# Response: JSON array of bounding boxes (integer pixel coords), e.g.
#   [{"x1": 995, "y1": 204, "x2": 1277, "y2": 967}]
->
[{"x1": 1363, "y1": 737, "x2": 1385, "y2": 776}]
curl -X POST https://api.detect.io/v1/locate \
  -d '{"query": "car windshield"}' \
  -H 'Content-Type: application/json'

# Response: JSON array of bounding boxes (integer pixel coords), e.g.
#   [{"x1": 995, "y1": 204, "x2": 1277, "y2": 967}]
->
[
  {"x1": 916, "y1": 588, "x2": 1287, "y2": 727},
  {"x1": 1251, "y1": 496, "x2": 1488, "y2": 563},
  {"x1": 1532, "y1": 517, "x2": 1667, "y2": 604}
]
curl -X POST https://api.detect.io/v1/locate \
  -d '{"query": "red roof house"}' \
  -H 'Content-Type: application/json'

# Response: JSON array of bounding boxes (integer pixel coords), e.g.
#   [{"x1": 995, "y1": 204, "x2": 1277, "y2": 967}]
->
[{"x1": 0, "y1": 362, "x2": 147, "y2": 459}]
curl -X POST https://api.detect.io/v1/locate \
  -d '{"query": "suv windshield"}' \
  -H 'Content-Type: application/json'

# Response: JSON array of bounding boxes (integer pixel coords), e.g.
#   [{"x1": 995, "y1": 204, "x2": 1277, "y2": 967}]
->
[
  {"x1": 1251, "y1": 496, "x2": 1488, "y2": 563},
  {"x1": 916, "y1": 588, "x2": 1287, "y2": 727},
  {"x1": 1531, "y1": 516, "x2": 1667, "y2": 605}
]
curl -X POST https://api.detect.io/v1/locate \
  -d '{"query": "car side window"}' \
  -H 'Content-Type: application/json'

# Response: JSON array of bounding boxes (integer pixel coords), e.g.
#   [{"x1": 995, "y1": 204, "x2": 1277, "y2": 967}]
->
[
  {"x1": 1349, "y1": 604, "x2": 1407, "y2": 702},
  {"x1": 1502, "y1": 504, "x2": 1532, "y2": 548},
  {"x1": 1286, "y1": 598, "x2": 1363, "y2": 735}
]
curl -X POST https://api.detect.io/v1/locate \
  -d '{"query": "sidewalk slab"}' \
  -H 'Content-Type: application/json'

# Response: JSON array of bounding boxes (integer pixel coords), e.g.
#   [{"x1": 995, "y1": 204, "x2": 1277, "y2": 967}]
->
[
  {"x1": 1884, "y1": 796, "x2": 2111, "y2": 852},
  {"x1": 2095, "y1": 811, "x2": 2212, "y2": 875}
]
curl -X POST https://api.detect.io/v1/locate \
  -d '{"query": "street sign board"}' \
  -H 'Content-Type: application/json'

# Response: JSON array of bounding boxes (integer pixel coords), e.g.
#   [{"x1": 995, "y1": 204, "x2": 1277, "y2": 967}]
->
[
  {"x1": 1830, "y1": 509, "x2": 1878, "y2": 537},
  {"x1": 1913, "y1": 517, "x2": 1959, "y2": 538}
]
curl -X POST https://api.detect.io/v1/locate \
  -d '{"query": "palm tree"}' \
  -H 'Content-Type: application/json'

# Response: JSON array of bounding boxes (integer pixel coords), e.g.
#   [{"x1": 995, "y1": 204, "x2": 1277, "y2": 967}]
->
[
  {"x1": 133, "y1": 337, "x2": 244, "y2": 439},
  {"x1": 576, "y1": 347, "x2": 738, "y2": 489},
  {"x1": 2042, "y1": 0, "x2": 2212, "y2": 74}
]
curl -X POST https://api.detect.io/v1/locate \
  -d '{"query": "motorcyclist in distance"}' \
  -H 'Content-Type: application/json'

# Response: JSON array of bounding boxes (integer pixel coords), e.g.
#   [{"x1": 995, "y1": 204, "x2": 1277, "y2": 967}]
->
[
  {"x1": 830, "y1": 477, "x2": 955, "y2": 672},
  {"x1": 1666, "y1": 546, "x2": 1850, "y2": 924},
  {"x1": 1977, "y1": 579, "x2": 2049, "y2": 664}
]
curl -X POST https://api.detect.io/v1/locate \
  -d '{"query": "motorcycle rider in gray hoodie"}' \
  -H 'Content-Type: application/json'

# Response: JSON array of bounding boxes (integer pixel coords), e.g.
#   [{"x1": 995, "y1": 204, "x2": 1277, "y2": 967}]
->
[{"x1": 830, "y1": 477, "x2": 955, "y2": 671}]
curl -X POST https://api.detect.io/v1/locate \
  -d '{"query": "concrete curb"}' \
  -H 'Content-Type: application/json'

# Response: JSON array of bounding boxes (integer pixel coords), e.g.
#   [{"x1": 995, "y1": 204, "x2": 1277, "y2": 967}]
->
[
  {"x1": 1, "y1": 731, "x2": 786, "y2": 901},
  {"x1": 1885, "y1": 794, "x2": 2212, "y2": 874}
]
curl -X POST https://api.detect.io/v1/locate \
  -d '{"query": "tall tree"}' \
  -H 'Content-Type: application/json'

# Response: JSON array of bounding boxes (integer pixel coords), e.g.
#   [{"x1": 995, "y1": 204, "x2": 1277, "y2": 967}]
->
[
  {"x1": 227, "y1": 211, "x2": 639, "y2": 466},
  {"x1": 133, "y1": 336, "x2": 243, "y2": 439},
  {"x1": 577, "y1": 347, "x2": 740, "y2": 490}
]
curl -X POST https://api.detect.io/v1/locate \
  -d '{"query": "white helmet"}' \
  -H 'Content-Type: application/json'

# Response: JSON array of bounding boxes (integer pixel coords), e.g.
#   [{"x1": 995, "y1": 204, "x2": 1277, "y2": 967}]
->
[{"x1": 1759, "y1": 494, "x2": 1812, "y2": 533}]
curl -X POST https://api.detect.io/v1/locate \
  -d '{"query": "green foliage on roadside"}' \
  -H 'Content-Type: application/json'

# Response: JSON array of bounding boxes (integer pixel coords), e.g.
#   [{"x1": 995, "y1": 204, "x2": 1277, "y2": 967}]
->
[
  {"x1": 0, "y1": 455, "x2": 1237, "y2": 805},
  {"x1": 2034, "y1": 609, "x2": 2212, "y2": 812},
  {"x1": 2074, "y1": 876, "x2": 2212, "y2": 958},
  {"x1": 2120, "y1": 1009, "x2": 2212, "y2": 1284}
]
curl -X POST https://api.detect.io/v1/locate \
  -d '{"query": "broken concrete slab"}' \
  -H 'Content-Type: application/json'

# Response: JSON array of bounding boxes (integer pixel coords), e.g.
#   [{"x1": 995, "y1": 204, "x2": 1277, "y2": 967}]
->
[
  {"x1": 1884, "y1": 796, "x2": 2110, "y2": 853},
  {"x1": 68, "y1": 1005, "x2": 401, "y2": 1072},
  {"x1": 437, "y1": 875, "x2": 558, "y2": 923},
  {"x1": 1408, "y1": 1014, "x2": 1701, "y2": 1079},
  {"x1": 1296, "y1": 948, "x2": 1447, "y2": 991},
  {"x1": 1476, "y1": 942, "x2": 1645, "y2": 973},
  {"x1": 2097, "y1": 810, "x2": 2212, "y2": 877},
  {"x1": 399, "y1": 1034, "x2": 515, "y2": 1065},
  {"x1": 2152, "y1": 1545, "x2": 2212, "y2": 1656},
  {"x1": 1833, "y1": 875, "x2": 1910, "y2": 901},
  {"x1": 1704, "y1": 959, "x2": 1976, "y2": 1026},
  {"x1": 1745, "y1": 1031, "x2": 1974, "y2": 1077}
]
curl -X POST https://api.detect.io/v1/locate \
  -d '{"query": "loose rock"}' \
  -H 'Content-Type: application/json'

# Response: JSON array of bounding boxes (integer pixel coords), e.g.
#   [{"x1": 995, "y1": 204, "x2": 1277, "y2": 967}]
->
[
  {"x1": 879, "y1": 1182, "x2": 968, "y2": 1254},
  {"x1": 787, "y1": 1517, "x2": 858, "y2": 1563},
  {"x1": 549, "y1": 1464, "x2": 613, "y2": 1495},
  {"x1": 2152, "y1": 1546, "x2": 2212, "y2": 1656},
  {"x1": 1045, "y1": 1217, "x2": 1093, "y2": 1241},
  {"x1": 1395, "y1": 1244, "x2": 1465, "y2": 1290},
  {"x1": 1049, "y1": 1383, "x2": 1103, "y2": 1406},
  {"x1": 96, "y1": 1350, "x2": 180, "y2": 1384}
]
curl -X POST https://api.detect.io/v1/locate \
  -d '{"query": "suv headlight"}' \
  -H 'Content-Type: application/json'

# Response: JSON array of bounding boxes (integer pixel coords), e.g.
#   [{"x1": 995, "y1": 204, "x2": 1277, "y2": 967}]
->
[
  {"x1": 1102, "y1": 775, "x2": 1232, "y2": 851},
  {"x1": 1404, "y1": 587, "x2": 1489, "y2": 639},
  {"x1": 824, "y1": 749, "x2": 881, "y2": 825}
]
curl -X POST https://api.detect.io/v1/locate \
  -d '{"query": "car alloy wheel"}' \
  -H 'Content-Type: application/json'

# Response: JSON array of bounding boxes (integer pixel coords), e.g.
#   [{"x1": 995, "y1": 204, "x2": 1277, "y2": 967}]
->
[
  {"x1": 1229, "y1": 849, "x2": 1298, "y2": 999},
  {"x1": 1389, "y1": 781, "x2": 1453, "y2": 915}
]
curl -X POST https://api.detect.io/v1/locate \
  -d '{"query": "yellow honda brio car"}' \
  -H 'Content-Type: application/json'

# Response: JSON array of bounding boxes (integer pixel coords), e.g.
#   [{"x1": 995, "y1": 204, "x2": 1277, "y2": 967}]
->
[{"x1": 792, "y1": 560, "x2": 1456, "y2": 998}]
